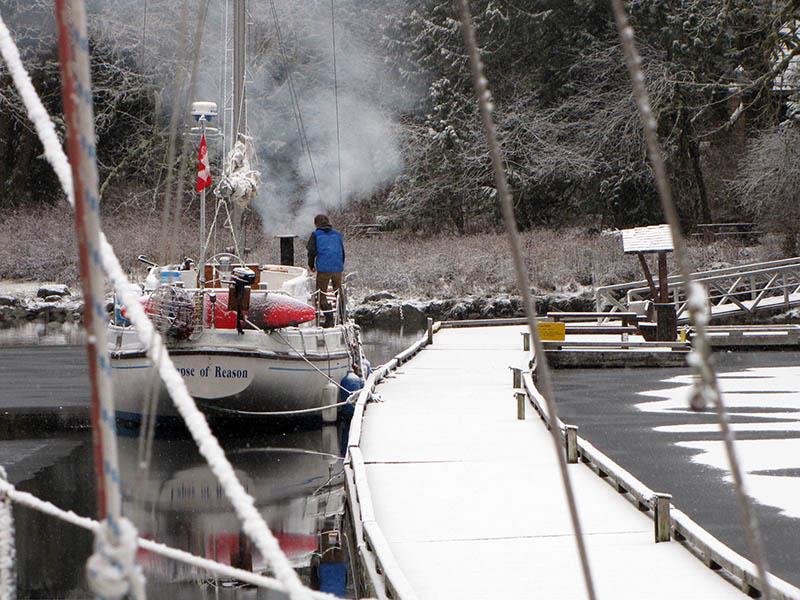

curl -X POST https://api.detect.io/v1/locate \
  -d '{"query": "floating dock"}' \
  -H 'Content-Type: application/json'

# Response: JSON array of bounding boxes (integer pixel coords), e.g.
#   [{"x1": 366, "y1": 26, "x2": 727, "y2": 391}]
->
[
  {"x1": 344, "y1": 320, "x2": 800, "y2": 600},
  {"x1": 700, "y1": 325, "x2": 800, "y2": 349}
]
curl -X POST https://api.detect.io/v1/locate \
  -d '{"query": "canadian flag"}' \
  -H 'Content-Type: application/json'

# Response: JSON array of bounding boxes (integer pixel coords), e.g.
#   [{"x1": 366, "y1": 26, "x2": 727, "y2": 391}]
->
[{"x1": 196, "y1": 133, "x2": 212, "y2": 192}]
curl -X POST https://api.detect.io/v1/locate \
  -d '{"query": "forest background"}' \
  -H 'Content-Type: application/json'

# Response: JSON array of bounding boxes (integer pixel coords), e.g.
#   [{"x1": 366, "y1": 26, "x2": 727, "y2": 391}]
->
[{"x1": 0, "y1": 0, "x2": 798, "y2": 296}]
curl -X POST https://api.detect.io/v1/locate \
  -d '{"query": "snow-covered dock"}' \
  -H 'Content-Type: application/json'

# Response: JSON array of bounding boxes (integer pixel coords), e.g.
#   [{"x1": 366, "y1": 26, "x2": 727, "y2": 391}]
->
[{"x1": 345, "y1": 322, "x2": 800, "y2": 600}]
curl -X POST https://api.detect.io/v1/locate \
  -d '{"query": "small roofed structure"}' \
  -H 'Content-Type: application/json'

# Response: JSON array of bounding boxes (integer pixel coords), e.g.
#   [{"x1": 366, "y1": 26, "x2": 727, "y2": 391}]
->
[
  {"x1": 620, "y1": 224, "x2": 677, "y2": 341},
  {"x1": 621, "y1": 224, "x2": 674, "y2": 254}
]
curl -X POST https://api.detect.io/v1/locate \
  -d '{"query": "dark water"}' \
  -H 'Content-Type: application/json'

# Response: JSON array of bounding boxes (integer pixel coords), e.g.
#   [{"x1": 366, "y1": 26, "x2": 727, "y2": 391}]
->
[
  {"x1": 551, "y1": 351, "x2": 800, "y2": 588},
  {"x1": 0, "y1": 322, "x2": 424, "y2": 599}
]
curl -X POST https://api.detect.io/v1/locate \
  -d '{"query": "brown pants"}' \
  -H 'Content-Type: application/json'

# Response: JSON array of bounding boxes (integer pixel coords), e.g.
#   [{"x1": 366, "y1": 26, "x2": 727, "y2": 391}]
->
[{"x1": 315, "y1": 272, "x2": 343, "y2": 319}]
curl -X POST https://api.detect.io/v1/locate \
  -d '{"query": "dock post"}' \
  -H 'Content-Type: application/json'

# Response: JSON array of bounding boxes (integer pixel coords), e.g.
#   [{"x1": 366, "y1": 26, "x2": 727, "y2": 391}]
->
[
  {"x1": 521, "y1": 332, "x2": 530, "y2": 352},
  {"x1": 653, "y1": 493, "x2": 672, "y2": 542},
  {"x1": 427, "y1": 317, "x2": 434, "y2": 345},
  {"x1": 511, "y1": 367, "x2": 522, "y2": 389},
  {"x1": 565, "y1": 425, "x2": 578, "y2": 464},
  {"x1": 515, "y1": 392, "x2": 525, "y2": 420}
]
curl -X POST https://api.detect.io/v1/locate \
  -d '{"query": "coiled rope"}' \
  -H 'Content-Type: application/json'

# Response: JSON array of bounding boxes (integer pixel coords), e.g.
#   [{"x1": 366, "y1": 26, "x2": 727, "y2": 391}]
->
[{"x1": 85, "y1": 518, "x2": 146, "y2": 600}]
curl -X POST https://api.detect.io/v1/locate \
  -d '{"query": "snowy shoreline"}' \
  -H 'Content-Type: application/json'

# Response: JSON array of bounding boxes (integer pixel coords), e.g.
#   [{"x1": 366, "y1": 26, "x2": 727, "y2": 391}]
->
[{"x1": 0, "y1": 279, "x2": 596, "y2": 329}]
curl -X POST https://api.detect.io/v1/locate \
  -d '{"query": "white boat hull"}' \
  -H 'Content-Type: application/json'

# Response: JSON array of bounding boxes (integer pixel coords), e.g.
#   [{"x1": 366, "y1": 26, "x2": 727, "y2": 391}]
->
[{"x1": 109, "y1": 325, "x2": 355, "y2": 421}]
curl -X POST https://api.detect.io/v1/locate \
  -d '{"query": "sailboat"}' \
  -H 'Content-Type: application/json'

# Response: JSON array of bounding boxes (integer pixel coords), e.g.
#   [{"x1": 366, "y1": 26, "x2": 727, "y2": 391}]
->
[{"x1": 108, "y1": 1, "x2": 366, "y2": 424}]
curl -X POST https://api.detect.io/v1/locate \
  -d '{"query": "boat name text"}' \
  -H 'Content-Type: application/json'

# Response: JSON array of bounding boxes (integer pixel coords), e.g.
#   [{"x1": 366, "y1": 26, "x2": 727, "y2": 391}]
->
[{"x1": 178, "y1": 366, "x2": 249, "y2": 379}]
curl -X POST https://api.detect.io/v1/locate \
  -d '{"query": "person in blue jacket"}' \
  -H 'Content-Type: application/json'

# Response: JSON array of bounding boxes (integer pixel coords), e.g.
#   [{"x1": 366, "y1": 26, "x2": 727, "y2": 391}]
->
[{"x1": 307, "y1": 214, "x2": 345, "y2": 327}]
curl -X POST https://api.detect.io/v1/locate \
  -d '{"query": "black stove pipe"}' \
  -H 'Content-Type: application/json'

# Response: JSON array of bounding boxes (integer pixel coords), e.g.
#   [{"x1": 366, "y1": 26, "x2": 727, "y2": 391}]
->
[{"x1": 277, "y1": 235, "x2": 296, "y2": 266}]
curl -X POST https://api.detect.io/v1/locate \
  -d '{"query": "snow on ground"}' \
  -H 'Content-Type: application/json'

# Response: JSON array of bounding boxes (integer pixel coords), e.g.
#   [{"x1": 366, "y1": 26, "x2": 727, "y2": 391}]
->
[
  {"x1": 360, "y1": 326, "x2": 747, "y2": 599},
  {"x1": 636, "y1": 364, "x2": 800, "y2": 519}
]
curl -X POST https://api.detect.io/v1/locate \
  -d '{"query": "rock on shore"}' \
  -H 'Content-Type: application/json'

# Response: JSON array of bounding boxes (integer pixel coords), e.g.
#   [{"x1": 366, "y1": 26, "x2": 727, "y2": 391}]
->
[
  {"x1": 0, "y1": 297, "x2": 84, "y2": 326},
  {"x1": 0, "y1": 281, "x2": 597, "y2": 330},
  {"x1": 350, "y1": 290, "x2": 595, "y2": 328}
]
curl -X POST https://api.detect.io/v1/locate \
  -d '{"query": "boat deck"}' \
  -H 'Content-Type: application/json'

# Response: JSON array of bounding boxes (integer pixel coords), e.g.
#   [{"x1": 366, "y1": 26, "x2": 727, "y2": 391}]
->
[{"x1": 353, "y1": 324, "x2": 748, "y2": 599}]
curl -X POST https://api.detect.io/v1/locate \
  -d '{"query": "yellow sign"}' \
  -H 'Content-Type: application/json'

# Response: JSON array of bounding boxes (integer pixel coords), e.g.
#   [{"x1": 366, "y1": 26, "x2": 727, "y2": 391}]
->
[{"x1": 538, "y1": 321, "x2": 566, "y2": 341}]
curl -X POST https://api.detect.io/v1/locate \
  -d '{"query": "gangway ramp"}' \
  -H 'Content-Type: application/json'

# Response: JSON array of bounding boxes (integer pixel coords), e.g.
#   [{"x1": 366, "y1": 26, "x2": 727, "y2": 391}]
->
[
  {"x1": 344, "y1": 324, "x2": 793, "y2": 599},
  {"x1": 596, "y1": 257, "x2": 800, "y2": 323}
]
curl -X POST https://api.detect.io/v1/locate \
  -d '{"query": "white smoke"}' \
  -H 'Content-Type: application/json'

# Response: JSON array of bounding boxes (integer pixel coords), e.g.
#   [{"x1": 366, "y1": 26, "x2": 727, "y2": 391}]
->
[
  {"x1": 85, "y1": 0, "x2": 406, "y2": 236},
  {"x1": 245, "y1": 1, "x2": 405, "y2": 236}
]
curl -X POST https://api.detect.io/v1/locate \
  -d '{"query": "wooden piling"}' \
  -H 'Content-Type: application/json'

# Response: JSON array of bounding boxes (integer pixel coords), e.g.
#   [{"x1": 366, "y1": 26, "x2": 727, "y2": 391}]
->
[
  {"x1": 565, "y1": 425, "x2": 578, "y2": 464},
  {"x1": 521, "y1": 332, "x2": 530, "y2": 352},
  {"x1": 511, "y1": 367, "x2": 522, "y2": 389},
  {"x1": 653, "y1": 493, "x2": 672, "y2": 542},
  {"x1": 515, "y1": 392, "x2": 525, "y2": 420},
  {"x1": 427, "y1": 317, "x2": 434, "y2": 345}
]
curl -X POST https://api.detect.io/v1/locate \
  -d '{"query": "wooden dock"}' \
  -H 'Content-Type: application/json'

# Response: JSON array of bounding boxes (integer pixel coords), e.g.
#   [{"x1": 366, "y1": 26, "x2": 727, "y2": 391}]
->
[
  {"x1": 701, "y1": 325, "x2": 800, "y2": 349},
  {"x1": 344, "y1": 321, "x2": 800, "y2": 600}
]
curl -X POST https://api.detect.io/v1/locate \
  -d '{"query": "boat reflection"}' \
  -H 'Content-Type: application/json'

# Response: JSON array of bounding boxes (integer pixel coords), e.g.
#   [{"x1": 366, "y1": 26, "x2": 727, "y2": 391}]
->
[{"x1": 116, "y1": 427, "x2": 345, "y2": 586}]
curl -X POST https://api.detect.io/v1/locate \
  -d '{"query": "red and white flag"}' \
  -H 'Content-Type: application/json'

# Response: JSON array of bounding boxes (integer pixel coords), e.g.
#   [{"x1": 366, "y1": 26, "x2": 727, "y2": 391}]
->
[{"x1": 196, "y1": 133, "x2": 212, "y2": 192}]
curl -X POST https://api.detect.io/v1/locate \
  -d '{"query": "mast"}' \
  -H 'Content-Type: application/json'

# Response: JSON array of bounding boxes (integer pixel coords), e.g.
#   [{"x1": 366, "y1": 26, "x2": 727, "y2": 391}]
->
[
  {"x1": 233, "y1": 0, "x2": 246, "y2": 138},
  {"x1": 232, "y1": 0, "x2": 246, "y2": 254},
  {"x1": 199, "y1": 115, "x2": 207, "y2": 285}
]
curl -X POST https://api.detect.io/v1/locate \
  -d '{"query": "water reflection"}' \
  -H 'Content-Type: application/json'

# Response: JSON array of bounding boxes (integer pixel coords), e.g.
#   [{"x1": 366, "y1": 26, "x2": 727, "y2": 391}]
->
[
  {"x1": 360, "y1": 325, "x2": 425, "y2": 366},
  {"x1": 0, "y1": 321, "x2": 84, "y2": 346},
  {"x1": 121, "y1": 428, "x2": 345, "y2": 591},
  {"x1": 3, "y1": 321, "x2": 425, "y2": 598}
]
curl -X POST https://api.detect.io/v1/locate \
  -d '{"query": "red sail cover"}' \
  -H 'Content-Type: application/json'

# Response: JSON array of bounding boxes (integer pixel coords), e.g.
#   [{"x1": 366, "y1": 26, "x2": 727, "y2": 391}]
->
[
  {"x1": 202, "y1": 292, "x2": 316, "y2": 330},
  {"x1": 248, "y1": 293, "x2": 317, "y2": 329}
]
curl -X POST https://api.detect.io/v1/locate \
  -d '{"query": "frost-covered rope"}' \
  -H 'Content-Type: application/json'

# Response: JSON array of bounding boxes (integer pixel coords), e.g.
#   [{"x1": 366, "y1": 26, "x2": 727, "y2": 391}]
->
[
  {"x1": 610, "y1": 3, "x2": 773, "y2": 598},
  {"x1": 204, "y1": 397, "x2": 354, "y2": 417},
  {"x1": 0, "y1": 9, "x2": 311, "y2": 600},
  {"x1": 455, "y1": 4, "x2": 598, "y2": 600},
  {"x1": 0, "y1": 480, "x2": 338, "y2": 600},
  {"x1": 86, "y1": 518, "x2": 145, "y2": 600},
  {"x1": 0, "y1": 15, "x2": 74, "y2": 207},
  {"x1": 270, "y1": 326, "x2": 352, "y2": 394},
  {"x1": 0, "y1": 468, "x2": 16, "y2": 600}
]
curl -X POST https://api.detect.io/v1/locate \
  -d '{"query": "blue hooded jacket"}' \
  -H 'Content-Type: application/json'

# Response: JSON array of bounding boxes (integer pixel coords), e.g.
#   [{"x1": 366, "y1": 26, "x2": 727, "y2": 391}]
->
[{"x1": 308, "y1": 226, "x2": 345, "y2": 272}]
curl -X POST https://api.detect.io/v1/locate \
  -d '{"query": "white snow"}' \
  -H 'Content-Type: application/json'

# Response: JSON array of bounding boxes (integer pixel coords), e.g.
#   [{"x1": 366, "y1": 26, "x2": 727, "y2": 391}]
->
[
  {"x1": 638, "y1": 364, "x2": 800, "y2": 521},
  {"x1": 678, "y1": 440, "x2": 800, "y2": 520},
  {"x1": 359, "y1": 326, "x2": 744, "y2": 599}
]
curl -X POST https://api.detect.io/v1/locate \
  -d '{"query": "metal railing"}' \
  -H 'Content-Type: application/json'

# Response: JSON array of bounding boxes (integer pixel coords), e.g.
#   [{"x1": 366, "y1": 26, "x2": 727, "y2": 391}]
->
[{"x1": 596, "y1": 257, "x2": 800, "y2": 322}]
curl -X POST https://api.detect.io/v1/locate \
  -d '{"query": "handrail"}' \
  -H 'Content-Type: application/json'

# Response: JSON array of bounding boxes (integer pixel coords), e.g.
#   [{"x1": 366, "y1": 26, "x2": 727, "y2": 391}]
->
[
  {"x1": 625, "y1": 263, "x2": 800, "y2": 299},
  {"x1": 597, "y1": 257, "x2": 800, "y2": 320},
  {"x1": 597, "y1": 257, "x2": 800, "y2": 295}
]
